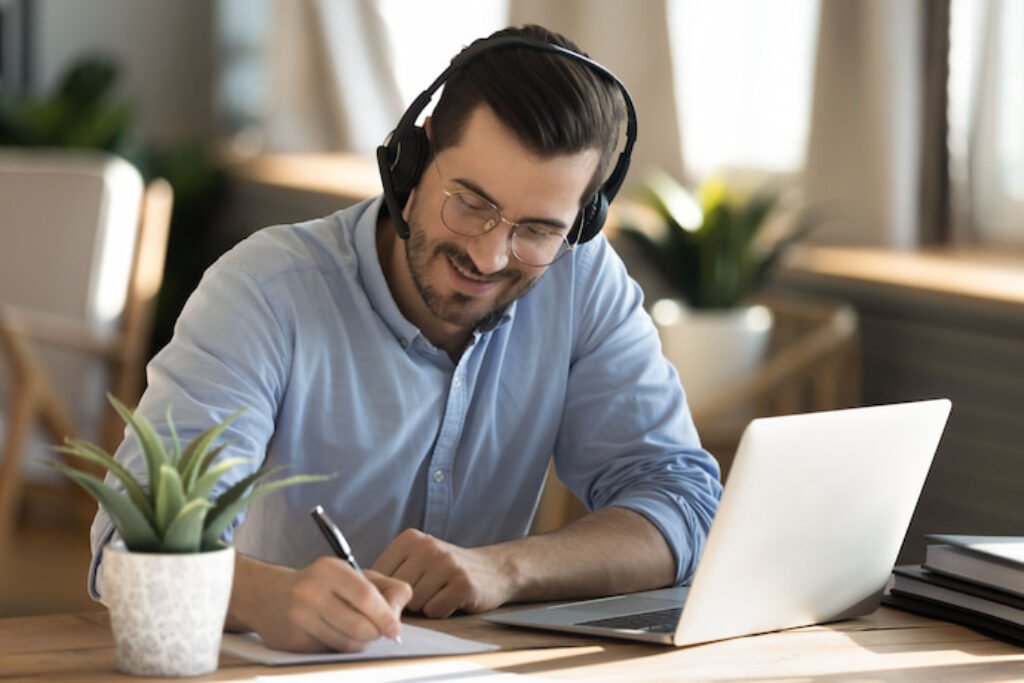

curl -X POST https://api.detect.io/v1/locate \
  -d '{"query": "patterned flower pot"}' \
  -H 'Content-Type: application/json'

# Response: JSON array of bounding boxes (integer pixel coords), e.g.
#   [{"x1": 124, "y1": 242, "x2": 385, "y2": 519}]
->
[{"x1": 100, "y1": 542, "x2": 235, "y2": 676}]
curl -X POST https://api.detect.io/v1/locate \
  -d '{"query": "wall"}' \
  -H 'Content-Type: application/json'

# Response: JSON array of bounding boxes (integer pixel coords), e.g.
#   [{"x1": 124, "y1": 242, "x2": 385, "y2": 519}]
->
[
  {"x1": 771, "y1": 262, "x2": 1024, "y2": 564},
  {"x1": 30, "y1": 0, "x2": 213, "y2": 146}
]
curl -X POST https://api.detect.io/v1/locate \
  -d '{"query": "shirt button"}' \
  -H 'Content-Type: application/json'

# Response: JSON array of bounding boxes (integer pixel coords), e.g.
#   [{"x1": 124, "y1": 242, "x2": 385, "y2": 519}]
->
[
  {"x1": 432, "y1": 469, "x2": 446, "y2": 483},
  {"x1": 399, "y1": 338, "x2": 409, "y2": 349},
  {"x1": 453, "y1": 376, "x2": 462, "y2": 387}
]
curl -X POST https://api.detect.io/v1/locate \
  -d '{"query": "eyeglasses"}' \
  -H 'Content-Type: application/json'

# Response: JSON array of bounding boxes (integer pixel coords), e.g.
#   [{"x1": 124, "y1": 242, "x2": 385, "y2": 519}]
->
[{"x1": 434, "y1": 165, "x2": 577, "y2": 267}]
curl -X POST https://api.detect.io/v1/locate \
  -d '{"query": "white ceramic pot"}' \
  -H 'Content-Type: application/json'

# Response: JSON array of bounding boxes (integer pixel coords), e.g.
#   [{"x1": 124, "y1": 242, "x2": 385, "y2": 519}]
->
[
  {"x1": 100, "y1": 542, "x2": 235, "y2": 677},
  {"x1": 652, "y1": 300, "x2": 774, "y2": 412}
]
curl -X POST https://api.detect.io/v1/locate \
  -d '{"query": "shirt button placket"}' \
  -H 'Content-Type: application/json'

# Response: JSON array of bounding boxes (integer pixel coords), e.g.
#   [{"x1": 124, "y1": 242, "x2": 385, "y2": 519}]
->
[{"x1": 422, "y1": 369, "x2": 469, "y2": 536}]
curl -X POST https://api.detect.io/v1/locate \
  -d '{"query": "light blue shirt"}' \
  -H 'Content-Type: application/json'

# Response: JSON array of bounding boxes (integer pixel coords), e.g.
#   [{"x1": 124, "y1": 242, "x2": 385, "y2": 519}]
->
[{"x1": 89, "y1": 196, "x2": 721, "y2": 597}]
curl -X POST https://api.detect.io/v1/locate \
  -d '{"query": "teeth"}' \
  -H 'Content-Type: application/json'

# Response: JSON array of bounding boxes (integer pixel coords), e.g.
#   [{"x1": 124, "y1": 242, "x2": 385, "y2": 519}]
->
[{"x1": 449, "y1": 256, "x2": 488, "y2": 282}]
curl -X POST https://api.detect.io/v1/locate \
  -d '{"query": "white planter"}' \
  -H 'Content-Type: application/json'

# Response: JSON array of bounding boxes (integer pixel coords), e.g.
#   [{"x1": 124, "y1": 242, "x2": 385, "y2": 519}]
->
[
  {"x1": 100, "y1": 542, "x2": 235, "y2": 677},
  {"x1": 652, "y1": 300, "x2": 774, "y2": 413}
]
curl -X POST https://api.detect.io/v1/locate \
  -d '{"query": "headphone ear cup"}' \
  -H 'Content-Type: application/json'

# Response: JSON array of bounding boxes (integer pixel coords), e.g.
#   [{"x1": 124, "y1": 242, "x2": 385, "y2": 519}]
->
[
  {"x1": 577, "y1": 193, "x2": 608, "y2": 243},
  {"x1": 389, "y1": 126, "x2": 430, "y2": 195}
]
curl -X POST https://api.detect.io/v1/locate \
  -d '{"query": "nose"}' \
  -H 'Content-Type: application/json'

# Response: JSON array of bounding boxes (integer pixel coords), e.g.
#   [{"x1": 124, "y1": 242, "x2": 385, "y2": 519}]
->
[{"x1": 464, "y1": 222, "x2": 512, "y2": 275}]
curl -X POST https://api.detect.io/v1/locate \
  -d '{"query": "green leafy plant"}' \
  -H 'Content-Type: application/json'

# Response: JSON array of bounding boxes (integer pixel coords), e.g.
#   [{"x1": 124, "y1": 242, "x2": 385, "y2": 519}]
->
[
  {"x1": 619, "y1": 170, "x2": 816, "y2": 309},
  {"x1": 49, "y1": 395, "x2": 332, "y2": 553},
  {"x1": 0, "y1": 57, "x2": 136, "y2": 155}
]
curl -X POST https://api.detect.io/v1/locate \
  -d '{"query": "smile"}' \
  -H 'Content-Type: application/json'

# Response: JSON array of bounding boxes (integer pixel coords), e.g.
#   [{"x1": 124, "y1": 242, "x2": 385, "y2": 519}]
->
[{"x1": 445, "y1": 254, "x2": 501, "y2": 294}]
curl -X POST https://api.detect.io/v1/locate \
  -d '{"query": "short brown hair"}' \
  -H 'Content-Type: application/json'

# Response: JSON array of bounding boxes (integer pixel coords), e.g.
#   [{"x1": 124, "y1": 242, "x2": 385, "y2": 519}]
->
[{"x1": 430, "y1": 25, "x2": 626, "y2": 204}]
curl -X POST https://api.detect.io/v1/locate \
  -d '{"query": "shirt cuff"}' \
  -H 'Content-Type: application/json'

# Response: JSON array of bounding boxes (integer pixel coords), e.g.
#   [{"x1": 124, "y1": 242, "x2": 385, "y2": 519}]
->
[
  {"x1": 605, "y1": 491, "x2": 713, "y2": 586},
  {"x1": 88, "y1": 526, "x2": 117, "y2": 601}
]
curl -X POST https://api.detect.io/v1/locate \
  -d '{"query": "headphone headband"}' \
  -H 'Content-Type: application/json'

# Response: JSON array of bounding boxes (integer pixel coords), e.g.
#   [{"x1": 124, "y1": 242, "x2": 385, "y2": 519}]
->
[{"x1": 377, "y1": 35, "x2": 637, "y2": 244}]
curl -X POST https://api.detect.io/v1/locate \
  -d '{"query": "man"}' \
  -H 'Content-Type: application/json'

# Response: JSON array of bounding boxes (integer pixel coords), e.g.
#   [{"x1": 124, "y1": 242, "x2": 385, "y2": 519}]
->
[{"x1": 90, "y1": 24, "x2": 722, "y2": 653}]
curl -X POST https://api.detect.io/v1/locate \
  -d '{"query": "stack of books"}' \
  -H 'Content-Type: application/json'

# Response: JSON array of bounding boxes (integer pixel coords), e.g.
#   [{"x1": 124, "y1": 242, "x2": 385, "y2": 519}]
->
[{"x1": 883, "y1": 534, "x2": 1024, "y2": 644}]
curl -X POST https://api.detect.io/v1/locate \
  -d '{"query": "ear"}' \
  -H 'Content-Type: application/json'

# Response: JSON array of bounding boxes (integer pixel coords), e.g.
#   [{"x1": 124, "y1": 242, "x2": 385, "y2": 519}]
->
[
  {"x1": 402, "y1": 187, "x2": 416, "y2": 222},
  {"x1": 424, "y1": 116, "x2": 433, "y2": 141}
]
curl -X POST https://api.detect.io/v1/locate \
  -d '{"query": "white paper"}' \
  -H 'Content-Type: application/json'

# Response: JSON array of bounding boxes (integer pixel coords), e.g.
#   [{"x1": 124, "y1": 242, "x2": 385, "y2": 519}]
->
[
  {"x1": 221, "y1": 624, "x2": 498, "y2": 666},
  {"x1": 256, "y1": 660, "x2": 557, "y2": 682}
]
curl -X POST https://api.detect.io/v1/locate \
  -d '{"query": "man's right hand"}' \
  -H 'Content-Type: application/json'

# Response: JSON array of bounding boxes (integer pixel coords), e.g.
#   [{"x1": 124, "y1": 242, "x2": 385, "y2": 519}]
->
[{"x1": 227, "y1": 554, "x2": 412, "y2": 652}]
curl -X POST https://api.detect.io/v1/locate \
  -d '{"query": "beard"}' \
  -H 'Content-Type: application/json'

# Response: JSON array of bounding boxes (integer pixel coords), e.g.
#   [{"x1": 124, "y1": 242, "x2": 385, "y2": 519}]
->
[{"x1": 404, "y1": 216, "x2": 542, "y2": 331}]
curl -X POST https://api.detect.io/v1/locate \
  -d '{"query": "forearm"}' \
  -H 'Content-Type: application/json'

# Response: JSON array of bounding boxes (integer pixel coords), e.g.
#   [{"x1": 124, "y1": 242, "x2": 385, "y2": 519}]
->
[
  {"x1": 225, "y1": 553, "x2": 292, "y2": 633},
  {"x1": 497, "y1": 507, "x2": 676, "y2": 603}
]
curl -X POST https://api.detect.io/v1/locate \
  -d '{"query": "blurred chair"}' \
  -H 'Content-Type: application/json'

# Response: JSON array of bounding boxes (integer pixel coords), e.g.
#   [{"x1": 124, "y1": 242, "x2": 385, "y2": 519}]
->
[{"x1": 0, "y1": 149, "x2": 173, "y2": 550}]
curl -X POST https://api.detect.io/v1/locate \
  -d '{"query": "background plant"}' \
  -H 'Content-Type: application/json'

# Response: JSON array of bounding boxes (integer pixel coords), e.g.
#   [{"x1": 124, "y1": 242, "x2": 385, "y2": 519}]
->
[
  {"x1": 619, "y1": 169, "x2": 816, "y2": 309},
  {"x1": 49, "y1": 395, "x2": 332, "y2": 553},
  {"x1": 0, "y1": 55, "x2": 229, "y2": 363}
]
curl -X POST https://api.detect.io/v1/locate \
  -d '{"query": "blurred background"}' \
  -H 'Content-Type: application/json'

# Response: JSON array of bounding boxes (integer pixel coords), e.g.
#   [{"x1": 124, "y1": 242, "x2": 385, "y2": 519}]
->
[{"x1": 1, "y1": 0, "x2": 1022, "y2": 618}]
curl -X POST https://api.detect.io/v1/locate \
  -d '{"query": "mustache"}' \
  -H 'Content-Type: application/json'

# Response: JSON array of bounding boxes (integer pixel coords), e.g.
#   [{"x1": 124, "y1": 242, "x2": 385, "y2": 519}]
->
[{"x1": 435, "y1": 242, "x2": 519, "y2": 282}]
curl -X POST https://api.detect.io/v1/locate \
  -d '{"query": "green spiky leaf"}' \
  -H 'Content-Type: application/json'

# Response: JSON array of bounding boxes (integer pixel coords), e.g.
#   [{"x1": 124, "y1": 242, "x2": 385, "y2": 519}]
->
[
  {"x1": 107, "y1": 393, "x2": 171, "y2": 499},
  {"x1": 52, "y1": 439, "x2": 154, "y2": 525},
  {"x1": 178, "y1": 406, "x2": 248, "y2": 487},
  {"x1": 620, "y1": 170, "x2": 817, "y2": 309},
  {"x1": 155, "y1": 465, "x2": 186, "y2": 534},
  {"x1": 161, "y1": 499, "x2": 214, "y2": 553},
  {"x1": 46, "y1": 395, "x2": 331, "y2": 555},
  {"x1": 190, "y1": 456, "x2": 253, "y2": 501},
  {"x1": 204, "y1": 464, "x2": 289, "y2": 522},
  {"x1": 49, "y1": 462, "x2": 160, "y2": 551},
  {"x1": 201, "y1": 473, "x2": 334, "y2": 550}
]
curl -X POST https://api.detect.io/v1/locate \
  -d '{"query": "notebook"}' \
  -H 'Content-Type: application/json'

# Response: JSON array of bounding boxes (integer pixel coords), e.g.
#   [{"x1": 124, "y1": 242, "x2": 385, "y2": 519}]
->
[{"x1": 486, "y1": 398, "x2": 952, "y2": 646}]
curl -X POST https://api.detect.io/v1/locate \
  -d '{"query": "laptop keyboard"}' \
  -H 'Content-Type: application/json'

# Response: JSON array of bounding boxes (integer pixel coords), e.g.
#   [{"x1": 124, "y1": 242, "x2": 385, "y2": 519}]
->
[{"x1": 575, "y1": 606, "x2": 683, "y2": 633}]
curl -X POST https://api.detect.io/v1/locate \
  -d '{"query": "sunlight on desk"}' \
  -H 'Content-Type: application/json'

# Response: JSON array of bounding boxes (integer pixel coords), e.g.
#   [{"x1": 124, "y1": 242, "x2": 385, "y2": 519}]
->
[{"x1": 3, "y1": 607, "x2": 1024, "y2": 681}]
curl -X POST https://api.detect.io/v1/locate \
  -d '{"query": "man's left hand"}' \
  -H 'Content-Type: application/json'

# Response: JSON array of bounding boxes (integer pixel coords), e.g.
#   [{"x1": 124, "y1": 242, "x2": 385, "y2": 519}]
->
[{"x1": 372, "y1": 529, "x2": 516, "y2": 618}]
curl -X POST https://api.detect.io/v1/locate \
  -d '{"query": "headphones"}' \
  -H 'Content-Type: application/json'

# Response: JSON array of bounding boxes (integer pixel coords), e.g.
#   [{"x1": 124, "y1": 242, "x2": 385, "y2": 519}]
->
[{"x1": 376, "y1": 35, "x2": 637, "y2": 245}]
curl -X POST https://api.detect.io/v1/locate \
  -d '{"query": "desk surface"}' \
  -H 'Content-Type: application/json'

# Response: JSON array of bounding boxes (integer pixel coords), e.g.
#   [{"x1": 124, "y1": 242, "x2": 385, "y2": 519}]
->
[{"x1": 3, "y1": 607, "x2": 1024, "y2": 682}]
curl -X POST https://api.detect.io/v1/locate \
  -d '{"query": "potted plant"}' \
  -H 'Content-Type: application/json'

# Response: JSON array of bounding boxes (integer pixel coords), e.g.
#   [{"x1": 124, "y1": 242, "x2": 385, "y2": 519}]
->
[
  {"x1": 48, "y1": 394, "x2": 331, "y2": 677},
  {"x1": 618, "y1": 170, "x2": 814, "y2": 411}
]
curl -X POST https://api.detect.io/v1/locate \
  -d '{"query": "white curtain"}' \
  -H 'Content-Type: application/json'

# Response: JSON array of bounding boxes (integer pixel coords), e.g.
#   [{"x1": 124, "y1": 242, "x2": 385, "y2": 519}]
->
[
  {"x1": 507, "y1": 0, "x2": 686, "y2": 190},
  {"x1": 263, "y1": 0, "x2": 403, "y2": 154},
  {"x1": 949, "y1": 0, "x2": 1024, "y2": 245},
  {"x1": 802, "y1": 0, "x2": 925, "y2": 248}
]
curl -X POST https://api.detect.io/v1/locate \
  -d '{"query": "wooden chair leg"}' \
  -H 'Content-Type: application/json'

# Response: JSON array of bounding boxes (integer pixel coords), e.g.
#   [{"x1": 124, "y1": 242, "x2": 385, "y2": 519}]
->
[{"x1": 1, "y1": 310, "x2": 94, "y2": 539}]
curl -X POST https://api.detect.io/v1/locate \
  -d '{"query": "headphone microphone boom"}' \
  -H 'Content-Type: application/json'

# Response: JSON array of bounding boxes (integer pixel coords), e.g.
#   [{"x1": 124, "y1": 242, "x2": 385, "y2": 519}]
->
[{"x1": 376, "y1": 35, "x2": 637, "y2": 246}]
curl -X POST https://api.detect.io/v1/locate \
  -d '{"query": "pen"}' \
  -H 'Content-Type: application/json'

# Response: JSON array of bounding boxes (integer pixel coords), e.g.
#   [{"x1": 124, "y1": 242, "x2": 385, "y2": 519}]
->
[{"x1": 310, "y1": 505, "x2": 402, "y2": 645}]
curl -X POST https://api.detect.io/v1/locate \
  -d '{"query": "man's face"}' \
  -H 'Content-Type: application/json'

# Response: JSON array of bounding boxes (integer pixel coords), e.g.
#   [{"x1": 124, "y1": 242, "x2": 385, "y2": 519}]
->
[{"x1": 402, "y1": 105, "x2": 600, "y2": 334}]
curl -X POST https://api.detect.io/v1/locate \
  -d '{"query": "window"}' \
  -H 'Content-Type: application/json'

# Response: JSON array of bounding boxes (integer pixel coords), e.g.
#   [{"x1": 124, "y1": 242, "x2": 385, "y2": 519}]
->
[
  {"x1": 668, "y1": 0, "x2": 820, "y2": 181},
  {"x1": 949, "y1": 0, "x2": 1024, "y2": 244},
  {"x1": 378, "y1": 0, "x2": 507, "y2": 108}
]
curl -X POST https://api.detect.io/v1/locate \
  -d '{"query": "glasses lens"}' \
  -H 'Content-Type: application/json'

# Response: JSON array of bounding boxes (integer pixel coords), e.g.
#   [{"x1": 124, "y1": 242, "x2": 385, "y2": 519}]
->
[
  {"x1": 512, "y1": 228, "x2": 571, "y2": 266},
  {"x1": 442, "y1": 191, "x2": 498, "y2": 236}
]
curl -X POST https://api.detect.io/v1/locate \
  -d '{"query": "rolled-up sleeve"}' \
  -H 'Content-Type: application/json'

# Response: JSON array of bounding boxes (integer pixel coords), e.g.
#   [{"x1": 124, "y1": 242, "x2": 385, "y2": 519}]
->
[
  {"x1": 88, "y1": 240, "x2": 291, "y2": 598},
  {"x1": 553, "y1": 238, "x2": 722, "y2": 585}
]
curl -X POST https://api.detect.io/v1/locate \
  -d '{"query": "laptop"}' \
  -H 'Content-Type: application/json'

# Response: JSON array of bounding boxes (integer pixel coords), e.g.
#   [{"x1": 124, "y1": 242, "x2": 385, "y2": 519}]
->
[{"x1": 486, "y1": 398, "x2": 952, "y2": 646}]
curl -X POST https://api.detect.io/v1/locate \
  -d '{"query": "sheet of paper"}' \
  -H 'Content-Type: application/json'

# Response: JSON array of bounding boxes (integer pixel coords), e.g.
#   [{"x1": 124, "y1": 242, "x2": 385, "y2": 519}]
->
[
  {"x1": 221, "y1": 623, "x2": 498, "y2": 666},
  {"x1": 256, "y1": 660, "x2": 557, "y2": 682}
]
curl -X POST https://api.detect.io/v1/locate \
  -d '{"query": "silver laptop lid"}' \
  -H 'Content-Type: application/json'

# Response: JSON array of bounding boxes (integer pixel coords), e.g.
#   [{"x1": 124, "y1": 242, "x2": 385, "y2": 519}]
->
[{"x1": 674, "y1": 398, "x2": 951, "y2": 645}]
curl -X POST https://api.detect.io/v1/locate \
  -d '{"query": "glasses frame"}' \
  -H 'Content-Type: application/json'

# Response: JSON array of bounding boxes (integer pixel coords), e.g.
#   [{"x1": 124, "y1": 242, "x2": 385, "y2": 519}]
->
[{"x1": 433, "y1": 161, "x2": 579, "y2": 267}]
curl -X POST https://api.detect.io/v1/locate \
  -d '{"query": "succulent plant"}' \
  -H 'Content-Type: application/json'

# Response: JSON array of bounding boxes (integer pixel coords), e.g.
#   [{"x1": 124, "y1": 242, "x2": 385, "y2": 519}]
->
[
  {"x1": 619, "y1": 170, "x2": 817, "y2": 309},
  {"x1": 49, "y1": 394, "x2": 332, "y2": 553}
]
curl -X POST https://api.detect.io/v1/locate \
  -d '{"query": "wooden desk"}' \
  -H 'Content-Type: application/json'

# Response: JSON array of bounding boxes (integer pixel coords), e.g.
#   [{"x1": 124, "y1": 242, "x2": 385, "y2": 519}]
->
[{"x1": 3, "y1": 607, "x2": 1023, "y2": 681}]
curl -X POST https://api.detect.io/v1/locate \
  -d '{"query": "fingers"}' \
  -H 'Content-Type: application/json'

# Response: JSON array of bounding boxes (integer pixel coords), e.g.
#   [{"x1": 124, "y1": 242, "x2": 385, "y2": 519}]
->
[
  {"x1": 421, "y1": 579, "x2": 472, "y2": 619},
  {"x1": 373, "y1": 528, "x2": 429, "y2": 576},
  {"x1": 324, "y1": 560, "x2": 407, "y2": 641},
  {"x1": 367, "y1": 570, "x2": 414, "y2": 615},
  {"x1": 374, "y1": 529, "x2": 482, "y2": 617},
  {"x1": 286, "y1": 558, "x2": 405, "y2": 650}
]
